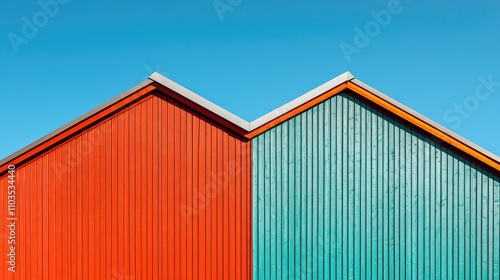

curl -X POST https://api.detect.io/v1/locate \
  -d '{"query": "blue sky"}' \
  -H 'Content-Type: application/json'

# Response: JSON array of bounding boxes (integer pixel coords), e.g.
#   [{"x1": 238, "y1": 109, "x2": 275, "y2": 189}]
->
[{"x1": 1, "y1": 0, "x2": 499, "y2": 160}]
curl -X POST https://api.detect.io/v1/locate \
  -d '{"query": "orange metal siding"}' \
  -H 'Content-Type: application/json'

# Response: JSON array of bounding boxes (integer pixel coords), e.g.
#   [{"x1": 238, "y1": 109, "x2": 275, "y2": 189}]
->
[{"x1": 0, "y1": 91, "x2": 252, "y2": 279}]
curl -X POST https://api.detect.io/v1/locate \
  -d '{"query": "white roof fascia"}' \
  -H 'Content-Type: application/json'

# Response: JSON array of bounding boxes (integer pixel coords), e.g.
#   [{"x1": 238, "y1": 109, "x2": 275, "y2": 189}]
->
[
  {"x1": 350, "y1": 78, "x2": 500, "y2": 162},
  {"x1": 249, "y1": 71, "x2": 355, "y2": 130},
  {"x1": 149, "y1": 72, "x2": 251, "y2": 131}
]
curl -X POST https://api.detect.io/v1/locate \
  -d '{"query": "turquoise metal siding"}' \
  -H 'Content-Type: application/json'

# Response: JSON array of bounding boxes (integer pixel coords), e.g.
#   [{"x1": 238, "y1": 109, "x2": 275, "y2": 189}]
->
[{"x1": 252, "y1": 92, "x2": 500, "y2": 279}]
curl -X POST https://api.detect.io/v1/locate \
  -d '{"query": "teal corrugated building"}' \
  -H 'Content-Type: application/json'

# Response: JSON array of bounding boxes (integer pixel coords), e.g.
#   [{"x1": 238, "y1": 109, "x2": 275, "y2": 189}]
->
[{"x1": 251, "y1": 75, "x2": 500, "y2": 279}]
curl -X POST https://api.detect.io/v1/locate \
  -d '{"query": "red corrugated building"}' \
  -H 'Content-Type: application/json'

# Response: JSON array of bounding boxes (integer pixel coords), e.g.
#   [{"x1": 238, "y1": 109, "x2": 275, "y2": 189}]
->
[{"x1": 0, "y1": 75, "x2": 252, "y2": 280}]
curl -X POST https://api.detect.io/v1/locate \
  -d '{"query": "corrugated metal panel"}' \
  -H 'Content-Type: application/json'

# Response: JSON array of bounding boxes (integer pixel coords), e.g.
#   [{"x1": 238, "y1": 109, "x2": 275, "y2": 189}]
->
[
  {"x1": 0, "y1": 92, "x2": 252, "y2": 279},
  {"x1": 253, "y1": 91, "x2": 500, "y2": 279}
]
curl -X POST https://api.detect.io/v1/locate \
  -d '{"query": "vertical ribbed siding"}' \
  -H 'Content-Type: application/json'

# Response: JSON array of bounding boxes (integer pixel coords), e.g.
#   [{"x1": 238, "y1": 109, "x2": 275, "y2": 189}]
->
[
  {"x1": 252, "y1": 91, "x2": 500, "y2": 279},
  {"x1": 0, "y1": 92, "x2": 252, "y2": 279}
]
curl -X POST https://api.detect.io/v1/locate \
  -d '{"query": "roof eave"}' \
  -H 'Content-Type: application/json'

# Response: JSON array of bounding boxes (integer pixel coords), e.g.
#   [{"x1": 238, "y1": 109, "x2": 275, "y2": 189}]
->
[{"x1": 0, "y1": 79, "x2": 155, "y2": 168}]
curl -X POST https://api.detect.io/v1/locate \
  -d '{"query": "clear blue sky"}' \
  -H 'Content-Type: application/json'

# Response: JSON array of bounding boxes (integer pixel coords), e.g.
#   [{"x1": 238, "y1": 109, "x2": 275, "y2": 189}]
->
[{"x1": 1, "y1": 0, "x2": 499, "y2": 160}]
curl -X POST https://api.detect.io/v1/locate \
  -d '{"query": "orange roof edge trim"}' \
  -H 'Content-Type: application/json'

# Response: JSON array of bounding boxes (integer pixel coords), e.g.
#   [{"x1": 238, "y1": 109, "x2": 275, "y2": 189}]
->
[
  {"x1": 0, "y1": 84, "x2": 157, "y2": 174},
  {"x1": 244, "y1": 83, "x2": 349, "y2": 139},
  {"x1": 345, "y1": 81, "x2": 500, "y2": 173}
]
